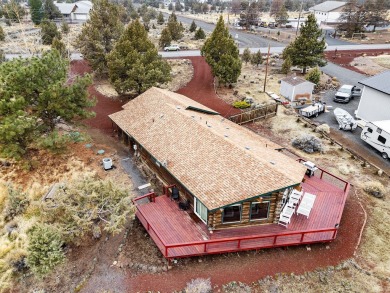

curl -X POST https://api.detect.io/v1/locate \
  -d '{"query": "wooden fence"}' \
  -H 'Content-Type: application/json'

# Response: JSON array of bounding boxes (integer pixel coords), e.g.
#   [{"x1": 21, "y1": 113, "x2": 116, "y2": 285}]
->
[{"x1": 228, "y1": 103, "x2": 278, "y2": 125}]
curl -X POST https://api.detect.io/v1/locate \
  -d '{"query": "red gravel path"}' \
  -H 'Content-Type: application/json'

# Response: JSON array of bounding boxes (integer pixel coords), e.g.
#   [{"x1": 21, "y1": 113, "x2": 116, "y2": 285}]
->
[{"x1": 176, "y1": 56, "x2": 241, "y2": 117}]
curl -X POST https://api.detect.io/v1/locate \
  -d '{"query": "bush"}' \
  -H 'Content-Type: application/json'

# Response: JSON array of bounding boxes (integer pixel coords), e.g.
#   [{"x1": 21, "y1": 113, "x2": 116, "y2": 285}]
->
[
  {"x1": 292, "y1": 134, "x2": 323, "y2": 153},
  {"x1": 27, "y1": 224, "x2": 65, "y2": 276},
  {"x1": 363, "y1": 181, "x2": 386, "y2": 198},
  {"x1": 4, "y1": 185, "x2": 29, "y2": 222},
  {"x1": 38, "y1": 131, "x2": 72, "y2": 154},
  {"x1": 232, "y1": 101, "x2": 251, "y2": 109},
  {"x1": 315, "y1": 124, "x2": 330, "y2": 134},
  {"x1": 194, "y1": 27, "x2": 206, "y2": 40},
  {"x1": 305, "y1": 67, "x2": 321, "y2": 84},
  {"x1": 185, "y1": 278, "x2": 212, "y2": 293}
]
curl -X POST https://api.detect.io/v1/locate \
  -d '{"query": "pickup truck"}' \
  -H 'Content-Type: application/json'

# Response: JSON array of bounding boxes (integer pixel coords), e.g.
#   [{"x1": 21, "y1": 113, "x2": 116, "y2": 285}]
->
[
  {"x1": 299, "y1": 102, "x2": 326, "y2": 118},
  {"x1": 334, "y1": 85, "x2": 361, "y2": 103}
]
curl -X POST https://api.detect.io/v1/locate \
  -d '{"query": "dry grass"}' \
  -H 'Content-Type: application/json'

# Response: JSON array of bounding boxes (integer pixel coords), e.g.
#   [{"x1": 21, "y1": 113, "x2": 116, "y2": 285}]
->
[{"x1": 369, "y1": 54, "x2": 390, "y2": 69}]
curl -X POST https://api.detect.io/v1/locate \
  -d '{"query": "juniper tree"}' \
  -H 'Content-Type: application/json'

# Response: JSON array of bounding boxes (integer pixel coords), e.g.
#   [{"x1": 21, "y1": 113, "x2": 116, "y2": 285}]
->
[
  {"x1": 159, "y1": 27, "x2": 172, "y2": 48},
  {"x1": 0, "y1": 26, "x2": 4, "y2": 41},
  {"x1": 275, "y1": 5, "x2": 289, "y2": 26},
  {"x1": 107, "y1": 19, "x2": 171, "y2": 95},
  {"x1": 194, "y1": 27, "x2": 205, "y2": 40},
  {"x1": 40, "y1": 19, "x2": 61, "y2": 45},
  {"x1": 251, "y1": 50, "x2": 263, "y2": 67},
  {"x1": 157, "y1": 11, "x2": 164, "y2": 24},
  {"x1": 242, "y1": 48, "x2": 251, "y2": 64},
  {"x1": 75, "y1": 0, "x2": 124, "y2": 76},
  {"x1": 52, "y1": 37, "x2": 67, "y2": 57},
  {"x1": 282, "y1": 14, "x2": 326, "y2": 74},
  {"x1": 201, "y1": 16, "x2": 241, "y2": 85},
  {"x1": 167, "y1": 12, "x2": 183, "y2": 40},
  {"x1": 42, "y1": 0, "x2": 62, "y2": 20},
  {"x1": 29, "y1": 0, "x2": 43, "y2": 25},
  {"x1": 189, "y1": 20, "x2": 197, "y2": 32}
]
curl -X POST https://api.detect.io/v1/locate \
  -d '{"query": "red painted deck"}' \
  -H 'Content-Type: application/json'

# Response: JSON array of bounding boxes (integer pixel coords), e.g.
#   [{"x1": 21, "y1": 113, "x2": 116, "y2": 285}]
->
[{"x1": 135, "y1": 167, "x2": 349, "y2": 259}]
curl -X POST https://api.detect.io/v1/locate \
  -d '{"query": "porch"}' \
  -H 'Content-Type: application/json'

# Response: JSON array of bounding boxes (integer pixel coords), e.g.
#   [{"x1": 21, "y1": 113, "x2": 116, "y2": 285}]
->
[{"x1": 134, "y1": 166, "x2": 350, "y2": 260}]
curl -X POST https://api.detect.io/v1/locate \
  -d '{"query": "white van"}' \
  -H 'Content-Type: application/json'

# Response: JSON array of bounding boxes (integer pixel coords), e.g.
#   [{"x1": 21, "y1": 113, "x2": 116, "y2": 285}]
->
[{"x1": 361, "y1": 120, "x2": 390, "y2": 159}]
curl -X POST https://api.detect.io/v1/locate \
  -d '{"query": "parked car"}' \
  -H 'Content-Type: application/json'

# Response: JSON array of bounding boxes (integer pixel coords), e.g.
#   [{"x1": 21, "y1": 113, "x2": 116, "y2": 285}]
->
[
  {"x1": 164, "y1": 44, "x2": 180, "y2": 51},
  {"x1": 334, "y1": 85, "x2": 361, "y2": 103}
]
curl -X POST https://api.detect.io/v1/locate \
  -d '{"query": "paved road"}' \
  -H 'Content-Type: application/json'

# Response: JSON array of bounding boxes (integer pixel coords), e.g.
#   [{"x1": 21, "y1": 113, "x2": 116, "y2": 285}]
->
[{"x1": 313, "y1": 63, "x2": 390, "y2": 169}]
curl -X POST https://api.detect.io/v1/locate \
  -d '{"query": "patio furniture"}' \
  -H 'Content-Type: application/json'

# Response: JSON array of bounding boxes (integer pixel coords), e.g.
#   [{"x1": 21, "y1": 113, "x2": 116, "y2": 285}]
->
[
  {"x1": 288, "y1": 189, "x2": 303, "y2": 207},
  {"x1": 171, "y1": 186, "x2": 179, "y2": 201},
  {"x1": 297, "y1": 192, "x2": 316, "y2": 218},
  {"x1": 278, "y1": 205, "x2": 295, "y2": 227},
  {"x1": 179, "y1": 199, "x2": 190, "y2": 210}
]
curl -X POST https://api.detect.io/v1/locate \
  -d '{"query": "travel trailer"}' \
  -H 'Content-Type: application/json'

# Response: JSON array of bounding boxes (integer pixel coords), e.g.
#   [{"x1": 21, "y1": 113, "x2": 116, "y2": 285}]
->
[{"x1": 361, "y1": 120, "x2": 390, "y2": 159}]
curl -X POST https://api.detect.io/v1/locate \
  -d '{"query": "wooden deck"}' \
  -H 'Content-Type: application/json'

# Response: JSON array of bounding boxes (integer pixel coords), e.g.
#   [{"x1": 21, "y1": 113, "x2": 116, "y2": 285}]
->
[{"x1": 135, "y1": 168, "x2": 349, "y2": 259}]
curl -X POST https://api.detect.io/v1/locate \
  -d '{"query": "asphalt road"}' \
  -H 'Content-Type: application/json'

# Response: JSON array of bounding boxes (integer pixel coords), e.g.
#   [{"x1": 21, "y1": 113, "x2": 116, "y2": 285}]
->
[{"x1": 314, "y1": 63, "x2": 390, "y2": 168}]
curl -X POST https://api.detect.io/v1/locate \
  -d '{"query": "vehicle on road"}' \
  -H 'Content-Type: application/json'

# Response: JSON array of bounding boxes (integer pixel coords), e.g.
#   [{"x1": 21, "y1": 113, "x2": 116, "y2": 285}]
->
[
  {"x1": 334, "y1": 85, "x2": 361, "y2": 103},
  {"x1": 299, "y1": 102, "x2": 326, "y2": 118},
  {"x1": 361, "y1": 120, "x2": 390, "y2": 159},
  {"x1": 334, "y1": 107, "x2": 357, "y2": 131},
  {"x1": 164, "y1": 44, "x2": 180, "y2": 51}
]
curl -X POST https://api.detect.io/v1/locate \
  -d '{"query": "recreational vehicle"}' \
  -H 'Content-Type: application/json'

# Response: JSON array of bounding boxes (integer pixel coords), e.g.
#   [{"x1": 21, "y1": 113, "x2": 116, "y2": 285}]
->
[{"x1": 361, "y1": 120, "x2": 390, "y2": 159}]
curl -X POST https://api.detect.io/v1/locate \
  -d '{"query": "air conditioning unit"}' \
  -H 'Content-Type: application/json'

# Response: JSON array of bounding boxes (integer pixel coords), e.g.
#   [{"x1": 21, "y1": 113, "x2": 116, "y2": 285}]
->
[{"x1": 102, "y1": 158, "x2": 113, "y2": 170}]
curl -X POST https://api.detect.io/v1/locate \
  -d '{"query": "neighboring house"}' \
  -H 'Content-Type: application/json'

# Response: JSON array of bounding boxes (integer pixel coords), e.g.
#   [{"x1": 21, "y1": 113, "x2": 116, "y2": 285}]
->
[
  {"x1": 309, "y1": 1, "x2": 347, "y2": 25},
  {"x1": 280, "y1": 76, "x2": 315, "y2": 102},
  {"x1": 54, "y1": 0, "x2": 92, "y2": 22},
  {"x1": 356, "y1": 71, "x2": 390, "y2": 122},
  {"x1": 109, "y1": 87, "x2": 350, "y2": 259}
]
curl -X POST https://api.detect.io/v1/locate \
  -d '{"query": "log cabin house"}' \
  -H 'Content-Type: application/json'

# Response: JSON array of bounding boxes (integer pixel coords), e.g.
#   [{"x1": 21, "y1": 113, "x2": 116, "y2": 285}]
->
[{"x1": 109, "y1": 87, "x2": 350, "y2": 259}]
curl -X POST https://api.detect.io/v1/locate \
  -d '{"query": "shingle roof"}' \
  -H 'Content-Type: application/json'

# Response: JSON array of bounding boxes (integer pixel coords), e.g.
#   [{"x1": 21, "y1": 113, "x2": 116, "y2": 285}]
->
[
  {"x1": 74, "y1": 0, "x2": 92, "y2": 14},
  {"x1": 309, "y1": 1, "x2": 346, "y2": 12},
  {"x1": 358, "y1": 71, "x2": 390, "y2": 95},
  {"x1": 281, "y1": 76, "x2": 314, "y2": 86},
  {"x1": 54, "y1": 2, "x2": 76, "y2": 14},
  {"x1": 109, "y1": 87, "x2": 306, "y2": 211}
]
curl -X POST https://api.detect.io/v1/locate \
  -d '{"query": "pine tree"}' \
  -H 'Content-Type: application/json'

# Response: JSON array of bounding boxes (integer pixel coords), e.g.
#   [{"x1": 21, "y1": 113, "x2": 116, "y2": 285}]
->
[
  {"x1": 75, "y1": 0, "x2": 124, "y2": 76},
  {"x1": 194, "y1": 27, "x2": 205, "y2": 39},
  {"x1": 281, "y1": 56, "x2": 292, "y2": 75},
  {"x1": 159, "y1": 27, "x2": 172, "y2": 48},
  {"x1": 242, "y1": 48, "x2": 251, "y2": 64},
  {"x1": 305, "y1": 67, "x2": 321, "y2": 84},
  {"x1": 42, "y1": 0, "x2": 62, "y2": 20},
  {"x1": 40, "y1": 19, "x2": 61, "y2": 45},
  {"x1": 282, "y1": 14, "x2": 326, "y2": 74},
  {"x1": 167, "y1": 12, "x2": 183, "y2": 40},
  {"x1": 201, "y1": 16, "x2": 242, "y2": 85},
  {"x1": 157, "y1": 11, "x2": 164, "y2": 25},
  {"x1": 0, "y1": 26, "x2": 4, "y2": 41},
  {"x1": 189, "y1": 20, "x2": 197, "y2": 32},
  {"x1": 275, "y1": 5, "x2": 289, "y2": 26},
  {"x1": 107, "y1": 19, "x2": 171, "y2": 95},
  {"x1": 52, "y1": 37, "x2": 67, "y2": 58},
  {"x1": 250, "y1": 50, "x2": 263, "y2": 67},
  {"x1": 61, "y1": 21, "x2": 69, "y2": 34},
  {"x1": 0, "y1": 50, "x2": 94, "y2": 158},
  {"x1": 29, "y1": 0, "x2": 43, "y2": 25}
]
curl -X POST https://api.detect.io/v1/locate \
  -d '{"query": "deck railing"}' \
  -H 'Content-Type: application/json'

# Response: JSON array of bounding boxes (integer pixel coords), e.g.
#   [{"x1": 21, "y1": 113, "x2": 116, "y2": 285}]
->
[{"x1": 133, "y1": 163, "x2": 350, "y2": 259}]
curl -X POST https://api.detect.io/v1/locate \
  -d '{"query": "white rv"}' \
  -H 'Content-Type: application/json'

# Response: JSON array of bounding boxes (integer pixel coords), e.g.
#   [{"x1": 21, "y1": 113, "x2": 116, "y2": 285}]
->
[{"x1": 361, "y1": 120, "x2": 390, "y2": 159}]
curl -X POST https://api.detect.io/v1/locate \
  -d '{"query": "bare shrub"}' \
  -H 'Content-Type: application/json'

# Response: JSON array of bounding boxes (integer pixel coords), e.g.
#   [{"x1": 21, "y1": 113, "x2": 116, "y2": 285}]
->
[
  {"x1": 316, "y1": 123, "x2": 330, "y2": 134},
  {"x1": 363, "y1": 181, "x2": 386, "y2": 198},
  {"x1": 185, "y1": 278, "x2": 212, "y2": 293},
  {"x1": 292, "y1": 134, "x2": 323, "y2": 153}
]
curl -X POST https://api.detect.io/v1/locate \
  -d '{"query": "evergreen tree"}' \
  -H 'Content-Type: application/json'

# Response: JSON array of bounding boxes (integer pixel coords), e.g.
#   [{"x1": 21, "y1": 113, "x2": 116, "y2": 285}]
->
[
  {"x1": 75, "y1": 0, "x2": 124, "y2": 76},
  {"x1": 275, "y1": 5, "x2": 289, "y2": 26},
  {"x1": 61, "y1": 20, "x2": 69, "y2": 34},
  {"x1": 42, "y1": 0, "x2": 62, "y2": 20},
  {"x1": 282, "y1": 14, "x2": 326, "y2": 74},
  {"x1": 194, "y1": 27, "x2": 206, "y2": 40},
  {"x1": 281, "y1": 56, "x2": 292, "y2": 75},
  {"x1": 175, "y1": 1, "x2": 183, "y2": 11},
  {"x1": 201, "y1": 16, "x2": 241, "y2": 85},
  {"x1": 242, "y1": 48, "x2": 251, "y2": 64},
  {"x1": 305, "y1": 67, "x2": 321, "y2": 84},
  {"x1": 250, "y1": 50, "x2": 263, "y2": 67},
  {"x1": 52, "y1": 37, "x2": 67, "y2": 57},
  {"x1": 107, "y1": 19, "x2": 171, "y2": 95},
  {"x1": 189, "y1": 20, "x2": 197, "y2": 32},
  {"x1": 159, "y1": 27, "x2": 172, "y2": 48},
  {"x1": 29, "y1": 0, "x2": 43, "y2": 25},
  {"x1": 167, "y1": 12, "x2": 184, "y2": 40},
  {"x1": 40, "y1": 19, "x2": 61, "y2": 45},
  {"x1": 0, "y1": 26, "x2": 4, "y2": 41},
  {"x1": 2, "y1": 0, "x2": 26, "y2": 22},
  {"x1": 157, "y1": 11, "x2": 164, "y2": 25},
  {"x1": 168, "y1": 2, "x2": 173, "y2": 10},
  {"x1": 0, "y1": 50, "x2": 94, "y2": 158}
]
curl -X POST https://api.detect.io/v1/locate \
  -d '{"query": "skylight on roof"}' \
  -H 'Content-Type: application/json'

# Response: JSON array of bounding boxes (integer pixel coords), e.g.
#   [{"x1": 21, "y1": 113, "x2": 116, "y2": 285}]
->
[{"x1": 186, "y1": 106, "x2": 219, "y2": 115}]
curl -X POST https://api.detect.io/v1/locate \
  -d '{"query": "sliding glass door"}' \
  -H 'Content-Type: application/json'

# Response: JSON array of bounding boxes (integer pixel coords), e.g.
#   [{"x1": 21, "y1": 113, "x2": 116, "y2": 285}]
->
[{"x1": 194, "y1": 198, "x2": 207, "y2": 224}]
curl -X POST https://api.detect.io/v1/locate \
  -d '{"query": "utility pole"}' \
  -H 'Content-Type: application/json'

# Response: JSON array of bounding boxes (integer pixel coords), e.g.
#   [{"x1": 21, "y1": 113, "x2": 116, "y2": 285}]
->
[
  {"x1": 263, "y1": 44, "x2": 271, "y2": 92},
  {"x1": 296, "y1": 0, "x2": 303, "y2": 36}
]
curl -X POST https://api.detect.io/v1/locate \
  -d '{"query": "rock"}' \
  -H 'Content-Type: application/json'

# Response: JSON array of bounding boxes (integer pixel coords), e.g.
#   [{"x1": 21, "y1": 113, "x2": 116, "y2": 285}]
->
[
  {"x1": 112, "y1": 261, "x2": 117, "y2": 266},
  {"x1": 244, "y1": 96, "x2": 254, "y2": 104}
]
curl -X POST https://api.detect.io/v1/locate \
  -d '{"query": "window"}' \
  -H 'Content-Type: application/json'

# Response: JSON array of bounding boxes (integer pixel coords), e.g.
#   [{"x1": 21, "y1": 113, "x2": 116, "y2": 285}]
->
[
  {"x1": 377, "y1": 128, "x2": 382, "y2": 134},
  {"x1": 378, "y1": 135, "x2": 386, "y2": 144},
  {"x1": 367, "y1": 128, "x2": 373, "y2": 133},
  {"x1": 222, "y1": 204, "x2": 241, "y2": 223},
  {"x1": 250, "y1": 202, "x2": 270, "y2": 220},
  {"x1": 194, "y1": 198, "x2": 207, "y2": 224}
]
